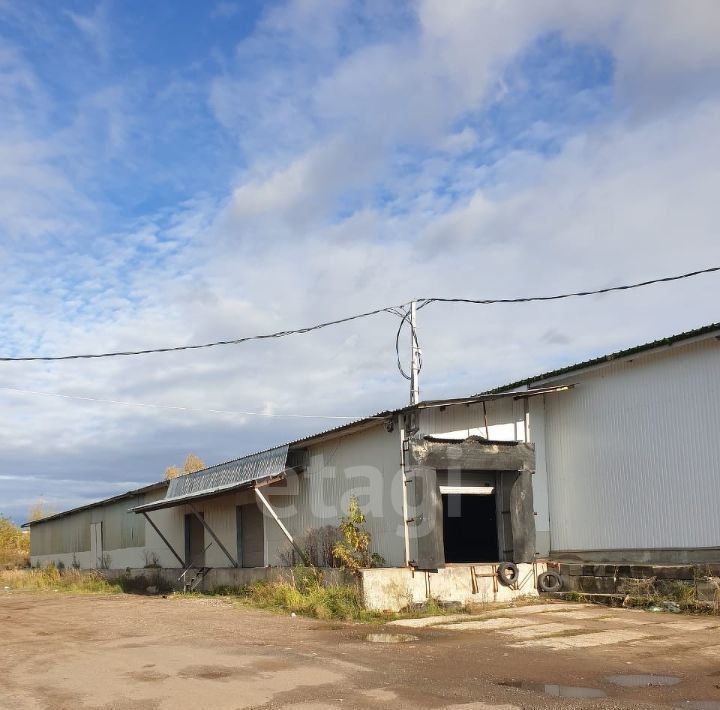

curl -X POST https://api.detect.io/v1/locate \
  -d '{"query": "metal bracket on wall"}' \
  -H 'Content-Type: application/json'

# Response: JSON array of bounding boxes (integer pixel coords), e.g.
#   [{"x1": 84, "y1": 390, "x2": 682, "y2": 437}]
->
[
  {"x1": 141, "y1": 511, "x2": 185, "y2": 568},
  {"x1": 254, "y1": 487, "x2": 311, "y2": 567},
  {"x1": 187, "y1": 502, "x2": 239, "y2": 568}
]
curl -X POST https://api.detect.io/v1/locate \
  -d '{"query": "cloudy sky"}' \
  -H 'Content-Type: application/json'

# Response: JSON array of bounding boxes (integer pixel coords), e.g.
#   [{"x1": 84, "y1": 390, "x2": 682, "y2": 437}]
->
[{"x1": 1, "y1": 0, "x2": 719, "y2": 523}]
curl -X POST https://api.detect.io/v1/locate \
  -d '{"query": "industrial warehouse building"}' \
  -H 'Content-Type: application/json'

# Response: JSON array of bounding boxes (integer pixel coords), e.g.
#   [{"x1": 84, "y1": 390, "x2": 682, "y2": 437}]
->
[{"x1": 26, "y1": 323, "x2": 720, "y2": 579}]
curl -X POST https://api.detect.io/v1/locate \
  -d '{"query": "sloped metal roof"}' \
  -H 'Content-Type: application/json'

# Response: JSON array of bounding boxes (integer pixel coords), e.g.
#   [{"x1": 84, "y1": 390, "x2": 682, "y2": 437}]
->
[
  {"x1": 22, "y1": 480, "x2": 168, "y2": 527},
  {"x1": 485, "y1": 322, "x2": 720, "y2": 394},
  {"x1": 131, "y1": 444, "x2": 298, "y2": 513}
]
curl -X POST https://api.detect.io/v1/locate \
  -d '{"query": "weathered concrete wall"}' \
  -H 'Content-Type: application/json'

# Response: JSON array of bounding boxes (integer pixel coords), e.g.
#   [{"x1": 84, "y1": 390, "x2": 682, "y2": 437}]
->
[
  {"x1": 558, "y1": 562, "x2": 720, "y2": 600},
  {"x1": 30, "y1": 546, "x2": 147, "y2": 570},
  {"x1": 360, "y1": 563, "x2": 546, "y2": 612},
  {"x1": 103, "y1": 566, "x2": 353, "y2": 593}
]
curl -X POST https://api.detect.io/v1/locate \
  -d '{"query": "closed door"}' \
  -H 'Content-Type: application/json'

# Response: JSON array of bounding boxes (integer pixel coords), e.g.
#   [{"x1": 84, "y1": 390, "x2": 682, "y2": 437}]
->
[
  {"x1": 238, "y1": 503, "x2": 264, "y2": 568},
  {"x1": 90, "y1": 522, "x2": 103, "y2": 569},
  {"x1": 184, "y1": 513, "x2": 205, "y2": 567}
]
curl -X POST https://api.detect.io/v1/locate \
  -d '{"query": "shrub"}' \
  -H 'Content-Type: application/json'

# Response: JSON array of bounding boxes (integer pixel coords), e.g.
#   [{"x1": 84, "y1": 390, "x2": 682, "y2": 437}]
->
[
  {"x1": 332, "y1": 497, "x2": 385, "y2": 574},
  {"x1": 238, "y1": 578, "x2": 376, "y2": 621},
  {"x1": 0, "y1": 516, "x2": 29, "y2": 568}
]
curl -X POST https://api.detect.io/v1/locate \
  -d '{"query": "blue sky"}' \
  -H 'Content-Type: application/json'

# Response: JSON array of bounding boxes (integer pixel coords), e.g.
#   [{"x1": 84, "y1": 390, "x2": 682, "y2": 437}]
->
[{"x1": 1, "y1": 0, "x2": 720, "y2": 522}]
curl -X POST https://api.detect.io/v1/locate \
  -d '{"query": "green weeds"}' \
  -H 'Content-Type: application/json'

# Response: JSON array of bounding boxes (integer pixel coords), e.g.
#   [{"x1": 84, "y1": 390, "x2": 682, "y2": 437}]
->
[{"x1": 0, "y1": 567, "x2": 121, "y2": 594}]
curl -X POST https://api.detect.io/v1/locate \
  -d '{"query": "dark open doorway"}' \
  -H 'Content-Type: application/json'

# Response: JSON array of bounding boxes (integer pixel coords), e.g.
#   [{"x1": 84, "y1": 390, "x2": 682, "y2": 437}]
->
[{"x1": 442, "y1": 493, "x2": 499, "y2": 563}]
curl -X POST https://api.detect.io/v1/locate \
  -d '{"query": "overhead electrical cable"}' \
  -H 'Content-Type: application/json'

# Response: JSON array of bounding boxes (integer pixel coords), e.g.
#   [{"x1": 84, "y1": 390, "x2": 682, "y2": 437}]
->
[
  {"x1": 416, "y1": 266, "x2": 720, "y2": 306},
  {"x1": 0, "y1": 265, "x2": 717, "y2": 363},
  {"x1": 0, "y1": 303, "x2": 405, "y2": 362}
]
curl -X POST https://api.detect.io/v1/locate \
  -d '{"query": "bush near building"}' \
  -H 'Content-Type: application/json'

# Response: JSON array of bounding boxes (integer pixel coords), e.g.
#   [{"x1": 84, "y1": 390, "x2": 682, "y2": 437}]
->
[{"x1": 0, "y1": 516, "x2": 30, "y2": 568}]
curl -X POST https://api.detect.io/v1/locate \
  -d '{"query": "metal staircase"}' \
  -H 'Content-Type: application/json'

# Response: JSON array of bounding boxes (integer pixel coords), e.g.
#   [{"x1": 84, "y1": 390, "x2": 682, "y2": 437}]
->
[{"x1": 179, "y1": 565, "x2": 211, "y2": 592}]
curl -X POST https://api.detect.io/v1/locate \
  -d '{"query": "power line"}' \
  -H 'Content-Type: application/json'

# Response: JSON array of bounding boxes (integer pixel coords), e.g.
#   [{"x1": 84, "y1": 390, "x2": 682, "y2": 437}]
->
[
  {"x1": 417, "y1": 266, "x2": 720, "y2": 306},
  {"x1": 0, "y1": 386, "x2": 383, "y2": 420},
  {"x1": 1, "y1": 265, "x2": 718, "y2": 363},
  {"x1": 0, "y1": 303, "x2": 405, "y2": 362}
]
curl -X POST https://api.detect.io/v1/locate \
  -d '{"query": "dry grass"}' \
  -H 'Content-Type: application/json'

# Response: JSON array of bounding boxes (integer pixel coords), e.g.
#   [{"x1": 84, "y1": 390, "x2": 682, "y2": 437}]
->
[{"x1": 0, "y1": 568, "x2": 121, "y2": 594}]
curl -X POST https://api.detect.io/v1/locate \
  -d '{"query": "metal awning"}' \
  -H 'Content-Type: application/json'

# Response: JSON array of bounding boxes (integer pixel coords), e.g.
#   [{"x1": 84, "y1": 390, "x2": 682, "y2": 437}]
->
[
  {"x1": 415, "y1": 385, "x2": 573, "y2": 410},
  {"x1": 131, "y1": 444, "x2": 300, "y2": 513}
]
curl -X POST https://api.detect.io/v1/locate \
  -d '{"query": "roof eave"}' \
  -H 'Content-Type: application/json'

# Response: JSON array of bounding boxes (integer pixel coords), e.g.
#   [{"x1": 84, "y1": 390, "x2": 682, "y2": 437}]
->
[
  {"x1": 21, "y1": 480, "x2": 168, "y2": 528},
  {"x1": 486, "y1": 322, "x2": 720, "y2": 394},
  {"x1": 130, "y1": 468, "x2": 300, "y2": 513}
]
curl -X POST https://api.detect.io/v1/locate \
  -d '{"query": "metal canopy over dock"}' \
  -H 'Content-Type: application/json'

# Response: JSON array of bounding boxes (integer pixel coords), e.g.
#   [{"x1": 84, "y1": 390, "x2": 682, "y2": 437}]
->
[{"x1": 131, "y1": 444, "x2": 302, "y2": 514}]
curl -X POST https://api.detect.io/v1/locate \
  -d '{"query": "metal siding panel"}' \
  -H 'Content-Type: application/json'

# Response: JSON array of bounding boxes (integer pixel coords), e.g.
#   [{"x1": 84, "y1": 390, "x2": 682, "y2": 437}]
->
[
  {"x1": 408, "y1": 466, "x2": 444, "y2": 569},
  {"x1": 263, "y1": 423, "x2": 405, "y2": 567},
  {"x1": 544, "y1": 340, "x2": 720, "y2": 551},
  {"x1": 30, "y1": 511, "x2": 92, "y2": 556},
  {"x1": 198, "y1": 494, "x2": 240, "y2": 567},
  {"x1": 239, "y1": 502, "x2": 265, "y2": 567},
  {"x1": 418, "y1": 399, "x2": 518, "y2": 441},
  {"x1": 528, "y1": 396, "x2": 550, "y2": 539}
]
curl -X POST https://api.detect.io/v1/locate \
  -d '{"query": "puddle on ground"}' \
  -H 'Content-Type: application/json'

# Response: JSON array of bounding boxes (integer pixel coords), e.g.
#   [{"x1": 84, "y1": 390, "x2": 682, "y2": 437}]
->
[
  {"x1": 365, "y1": 633, "x2": 418, "y2": 644},
  {"x1": 500, "y1": 681, "x2": 606, "y2": 699},
  {"x1": 673, "y1": 703, "x2": 720, "y2": 710},
  {"x1": 608, "y1": 674, "x2": 681, "y2": 687}
]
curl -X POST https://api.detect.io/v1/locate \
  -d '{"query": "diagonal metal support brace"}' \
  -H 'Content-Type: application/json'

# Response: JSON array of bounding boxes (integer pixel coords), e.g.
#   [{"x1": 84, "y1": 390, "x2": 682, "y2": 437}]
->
[
  {"x1": 254, "y1": 487, "x2": 310, "y2": 567},
  {"x1": 188, "y1": 502, "x2": 238, "y2": 568},
  {"x1": 142, "y1": 511, "x2": 185, "y2": 568}
]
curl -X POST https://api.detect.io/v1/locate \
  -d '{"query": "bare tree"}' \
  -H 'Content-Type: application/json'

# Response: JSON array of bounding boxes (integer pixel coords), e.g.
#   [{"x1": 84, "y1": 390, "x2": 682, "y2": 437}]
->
[{"x1": 27, "y1": 500, "x2": 55, "y2": 522}]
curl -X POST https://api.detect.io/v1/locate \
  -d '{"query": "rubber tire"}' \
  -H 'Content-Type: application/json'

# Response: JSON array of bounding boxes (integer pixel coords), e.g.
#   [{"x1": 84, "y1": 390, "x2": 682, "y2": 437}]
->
[
  {"x1": 497, "y1": 561, "x2": 519, "y2": 587},
  {"x1": 538, "y1": 570, "x2": 562, "y2": 593}
]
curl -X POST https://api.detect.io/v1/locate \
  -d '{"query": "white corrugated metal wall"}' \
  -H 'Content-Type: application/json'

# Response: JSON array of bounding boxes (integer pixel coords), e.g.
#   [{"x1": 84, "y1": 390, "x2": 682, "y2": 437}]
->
[
  {"x1": 265, "y1": 423, "x2": 404, "y2": 566},
  {"x1": 141, "y1": 424, "x2": 404, "y2": 570},
  {"x1": 30, "y1": 487, "x2": 167, "y2": 568},
  {"x1": 542, "y1": 339, "x2": 720, "y2": 552}
]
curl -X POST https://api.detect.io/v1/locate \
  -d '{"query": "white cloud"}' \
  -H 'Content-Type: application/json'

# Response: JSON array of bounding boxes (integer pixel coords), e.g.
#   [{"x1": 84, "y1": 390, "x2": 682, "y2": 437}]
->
[
  {"x1": 65, "y1": 2, "x2": 111, "y2": 61},
  {"x1": 211, "y1": 2, "x2": 240, "y2": 20},
  {"x1": 440, "y1": 128, "x2": 479, "y2": 154}
]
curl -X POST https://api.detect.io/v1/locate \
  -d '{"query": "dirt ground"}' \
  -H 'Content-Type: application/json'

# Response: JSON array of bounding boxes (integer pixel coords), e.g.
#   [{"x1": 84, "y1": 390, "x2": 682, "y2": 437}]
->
[{"x1": 2, "y1": 592, "x2": 720, "y2": 710}]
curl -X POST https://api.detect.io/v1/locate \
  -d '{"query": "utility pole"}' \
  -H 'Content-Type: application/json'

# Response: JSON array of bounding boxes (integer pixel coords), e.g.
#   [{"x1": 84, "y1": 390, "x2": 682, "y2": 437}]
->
[{"x1": 410, "y1": 300, "x2": 420, "y2": 405}]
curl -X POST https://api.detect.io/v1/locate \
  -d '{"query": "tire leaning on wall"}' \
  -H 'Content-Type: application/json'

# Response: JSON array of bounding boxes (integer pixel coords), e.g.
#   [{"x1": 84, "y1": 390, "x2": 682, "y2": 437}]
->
[
  {"x1": 497, "y1": 561, "x2": 519, "y2": 586},
  {"x1": 538, "y1": 570, "x2": 563, "y2": 593}
]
